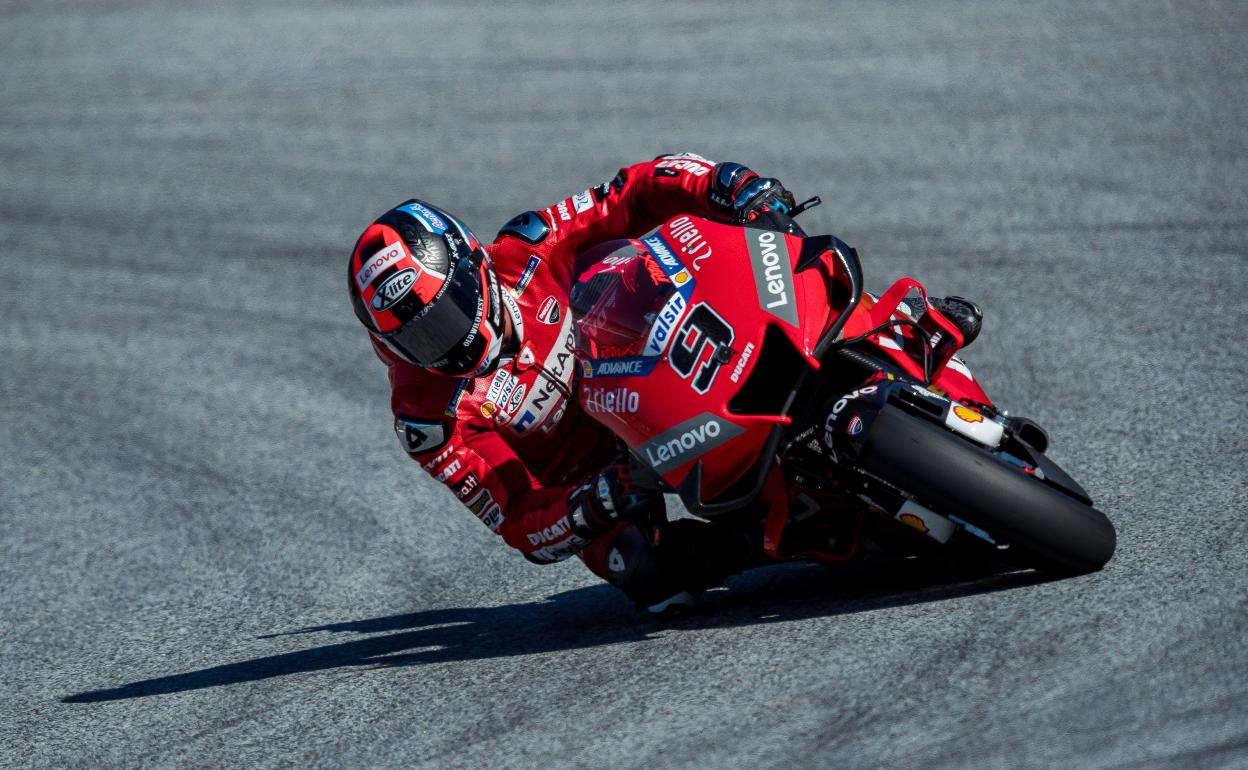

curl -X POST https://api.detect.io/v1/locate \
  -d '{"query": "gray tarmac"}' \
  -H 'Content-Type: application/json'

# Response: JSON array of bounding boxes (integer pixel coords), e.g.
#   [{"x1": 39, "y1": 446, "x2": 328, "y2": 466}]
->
[{"x1": 2, "y1": 1, "x2": 1247, "y2": 767}]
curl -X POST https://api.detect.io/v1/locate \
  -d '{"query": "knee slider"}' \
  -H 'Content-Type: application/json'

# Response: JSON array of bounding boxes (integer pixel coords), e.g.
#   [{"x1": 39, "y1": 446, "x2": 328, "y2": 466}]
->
[{"x1": 601, "y1": 524, "x2": 668, "y2": 604}]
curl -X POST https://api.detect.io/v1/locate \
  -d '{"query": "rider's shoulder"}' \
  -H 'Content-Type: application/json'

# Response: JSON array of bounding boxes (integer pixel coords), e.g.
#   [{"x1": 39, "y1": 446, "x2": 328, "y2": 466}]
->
[
  {"x1": 390, "y1": 372, "x2": 483, "y2": 452},
  {"x1": 496, "y1": 209, "x2": 551, "y2": 245},
  {"x1": 392, "y1": 365, "x2": 474, "y2": 418}
]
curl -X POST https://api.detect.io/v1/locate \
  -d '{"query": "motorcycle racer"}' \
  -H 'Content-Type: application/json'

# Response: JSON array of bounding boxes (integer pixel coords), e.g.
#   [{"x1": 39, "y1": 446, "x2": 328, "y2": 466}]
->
[
  {"x1": 349, "y1": 153, "x2": 792, "y2": 613},
  {"x1": 348, "y1": 153, "x2": 986, "y2": 614}
]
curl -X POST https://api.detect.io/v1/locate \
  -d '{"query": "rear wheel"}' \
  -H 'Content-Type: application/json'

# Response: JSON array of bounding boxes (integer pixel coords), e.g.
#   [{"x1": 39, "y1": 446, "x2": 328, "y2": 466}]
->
[{"x1": 857, "y1": 405, "x2": 1116, "y2": 573}]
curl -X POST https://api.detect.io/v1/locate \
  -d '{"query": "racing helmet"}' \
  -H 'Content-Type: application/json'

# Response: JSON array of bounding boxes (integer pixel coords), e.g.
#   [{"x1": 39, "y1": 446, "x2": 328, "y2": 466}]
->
[{"x1": 349, "y1": 200, "x2": 508, "y2": 376}]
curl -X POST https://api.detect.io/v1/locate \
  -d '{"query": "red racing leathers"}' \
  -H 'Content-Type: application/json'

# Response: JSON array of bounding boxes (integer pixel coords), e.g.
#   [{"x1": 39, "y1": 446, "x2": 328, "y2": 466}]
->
[{"x1": 369, "y1": 153, "x2": 759, "y2": 570}]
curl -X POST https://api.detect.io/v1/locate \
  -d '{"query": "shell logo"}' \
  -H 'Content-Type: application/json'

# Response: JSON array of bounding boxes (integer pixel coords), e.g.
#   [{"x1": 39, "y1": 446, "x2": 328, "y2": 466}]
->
[
  {"x1": 672, "y1": 270, "x2": 692, "y2": 286},
  {"x1": 480, "y1": 402, "x2": 498, "y2": 418},
  {"x1": 953, "y1": 405, "x2": 984, "y2": 424},
  {"x1": 898, "y1": 513, "x2": 930, "y2": 534}
]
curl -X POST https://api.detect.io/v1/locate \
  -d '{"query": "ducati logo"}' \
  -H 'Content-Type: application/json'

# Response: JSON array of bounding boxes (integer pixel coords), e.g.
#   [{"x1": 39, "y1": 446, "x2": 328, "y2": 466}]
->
[{"x1": 538, "y1": 296, "x2": 561, "y2": 325}]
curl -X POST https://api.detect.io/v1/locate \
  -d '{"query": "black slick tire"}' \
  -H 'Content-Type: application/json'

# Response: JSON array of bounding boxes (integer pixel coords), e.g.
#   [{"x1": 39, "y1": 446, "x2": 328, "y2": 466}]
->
[{"x1": 858, "y1": 405, "x2": 1116, "y2": 573}]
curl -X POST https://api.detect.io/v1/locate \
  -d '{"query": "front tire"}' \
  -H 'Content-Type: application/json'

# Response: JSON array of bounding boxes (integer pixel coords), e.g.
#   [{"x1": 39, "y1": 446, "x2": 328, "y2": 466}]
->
[{"x1": 858, "y1": 405, "x2": 1116, "y2": 573}]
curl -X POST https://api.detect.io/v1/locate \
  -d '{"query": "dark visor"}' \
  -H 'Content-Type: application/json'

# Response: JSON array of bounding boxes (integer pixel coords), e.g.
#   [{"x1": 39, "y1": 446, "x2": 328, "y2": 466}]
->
[{"x1": 380, "y1": 255, "x2": 485, "y2": 367}]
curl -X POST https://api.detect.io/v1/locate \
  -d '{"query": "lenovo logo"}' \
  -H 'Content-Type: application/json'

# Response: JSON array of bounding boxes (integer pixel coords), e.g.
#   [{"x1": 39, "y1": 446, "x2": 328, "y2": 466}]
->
[
  {"x1": 746, "y1": 231, "x2": 798, "y2": 327},
  {"x1": 638, "y1": 413, "x2": 744, "y2": 474}
]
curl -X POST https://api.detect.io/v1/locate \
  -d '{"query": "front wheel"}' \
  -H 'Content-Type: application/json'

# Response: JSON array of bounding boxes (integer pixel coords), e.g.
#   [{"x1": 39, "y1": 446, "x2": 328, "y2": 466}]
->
[{"x1": 857, "y1": 405, "x2": 1117, "y2": 573}]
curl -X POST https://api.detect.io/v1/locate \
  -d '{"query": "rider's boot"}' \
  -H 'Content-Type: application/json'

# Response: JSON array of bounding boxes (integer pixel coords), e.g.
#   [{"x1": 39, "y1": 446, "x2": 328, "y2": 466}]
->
[
  {"x1": 928, "y1": 296, "x2": 983, "y2": 348},
  {"x1": 601, "y1": 520, "x2": 754, "y2": 616},
  {"x1": 905, "y1": 295, "x2": 983, "y2": 348}
]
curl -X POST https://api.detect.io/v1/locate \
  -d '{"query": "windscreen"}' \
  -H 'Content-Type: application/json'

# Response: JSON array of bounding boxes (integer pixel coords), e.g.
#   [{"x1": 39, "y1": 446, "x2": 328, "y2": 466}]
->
[{"x1": 570, "y1": 240, "x2": 676, "y2": 359}]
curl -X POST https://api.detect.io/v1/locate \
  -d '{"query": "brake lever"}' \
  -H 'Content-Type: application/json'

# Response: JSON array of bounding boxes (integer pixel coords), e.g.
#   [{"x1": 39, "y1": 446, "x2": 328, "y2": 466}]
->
[{"x1": 788, "y1": 196, "x2": 822, "y2": 218}]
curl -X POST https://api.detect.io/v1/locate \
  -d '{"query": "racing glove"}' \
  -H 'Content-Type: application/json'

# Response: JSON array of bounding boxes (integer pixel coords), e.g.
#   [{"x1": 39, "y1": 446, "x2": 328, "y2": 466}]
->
[
  {"x1": 568, "y1": 463, "x2": 666, "y2": 539},
  {"x1": 731, "y1": 177, "x2": 797, "y2": 223}
]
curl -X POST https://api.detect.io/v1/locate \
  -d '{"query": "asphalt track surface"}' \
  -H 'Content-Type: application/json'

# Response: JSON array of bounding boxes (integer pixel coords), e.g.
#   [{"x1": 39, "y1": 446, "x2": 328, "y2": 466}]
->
[{"x1": 3, "y1": 1, "x2": 1247, "y2": 767}]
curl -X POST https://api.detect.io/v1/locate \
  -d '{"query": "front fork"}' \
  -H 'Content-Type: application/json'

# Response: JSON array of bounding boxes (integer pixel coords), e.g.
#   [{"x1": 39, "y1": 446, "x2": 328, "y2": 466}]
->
[
  {"x1": 761, "y1": 372, "x2": 1007, "y2": 561},
  {"x1": 759, "y1": 464, "x2": 866, "y2": 563}
]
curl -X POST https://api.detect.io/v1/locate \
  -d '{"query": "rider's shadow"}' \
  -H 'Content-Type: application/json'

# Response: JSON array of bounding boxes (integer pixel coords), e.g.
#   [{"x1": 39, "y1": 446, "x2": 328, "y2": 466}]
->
[{"x1": 62, "y1": 560, "x2": 1050, "y2": 704}]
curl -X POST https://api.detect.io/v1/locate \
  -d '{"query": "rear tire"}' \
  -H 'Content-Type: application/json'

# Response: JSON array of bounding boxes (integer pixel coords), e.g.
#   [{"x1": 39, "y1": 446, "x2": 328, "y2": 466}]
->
[{"x1": 858, "y1": 405, "x2": 1116, "y2": 573}]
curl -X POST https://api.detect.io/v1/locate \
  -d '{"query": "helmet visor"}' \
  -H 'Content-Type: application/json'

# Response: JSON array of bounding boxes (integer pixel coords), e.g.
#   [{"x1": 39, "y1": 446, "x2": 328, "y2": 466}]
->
[{"x1": 379, "y1": 253, "x2": 487, "y2": 368}]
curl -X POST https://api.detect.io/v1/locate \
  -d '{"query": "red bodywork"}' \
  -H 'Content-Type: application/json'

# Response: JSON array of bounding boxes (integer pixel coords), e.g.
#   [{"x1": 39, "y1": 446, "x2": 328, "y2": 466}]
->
[{"x1": 573, "y1": 216, "x2": 993, "y2": 557}]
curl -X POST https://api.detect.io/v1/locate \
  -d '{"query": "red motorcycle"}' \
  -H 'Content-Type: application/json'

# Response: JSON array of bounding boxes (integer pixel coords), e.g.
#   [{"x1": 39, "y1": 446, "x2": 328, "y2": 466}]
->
[{"x1": 570, "y1": 202, "x2": 1116, "y2": 574}]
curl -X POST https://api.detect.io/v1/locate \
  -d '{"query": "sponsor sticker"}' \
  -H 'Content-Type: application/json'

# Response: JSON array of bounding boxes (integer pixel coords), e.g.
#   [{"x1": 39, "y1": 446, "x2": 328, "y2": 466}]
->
[
  {"x1": 848, "y1": 415, "x2": 864, "y2": 435},
  {"x1": 829, "y1": 385, "x2": 878, "y2": 416},
  {"x1": 481, "y1": 402, "x2": 498, "y2": 418},
  {"x1": 909, "y1": 385, "x2": 949, "y2": 402},
  {"x1": 745, "y1": 230, "x2": 799, "y2": 327},
  {"x1": 478, "y1": 502, "x2": 503, "y2": 531},
  {"x1": 638, "y1": 412, "x2": 745, "y2": 474},
  {"x1": 581, "y1": 356, "x2": 661, "y2": 378},
  {"x1": 396, "y1": 417, "x2": 447, "y2": 455},
  {"x1": 556, "y1": 200, "x2": 572, "y2": 221},
  {"x1": 583, "y1": 386, "x2": 641, "y2": 414},
  {"x1": 445, "y1": 378, "x2": 470, "y2": 417},
  {"x1": 397, "y1": 202, "x2": 448, "y2": 234},
  {"x1": 371, "y1": 268, "x2": 417, "y2": 312},
  {"x1": 607, "y1": 547, "x2": 626, "y2": 574},
  {"x1": 466, "y1": 487, "x2": 491, "y2": 514},
  {"x1": 499, "y1": 288, "x2": 524, "y2": 342},
  {"x1": 655, "y1": 158, "x2": 712, "y2": 176},
  {"x1": 641, "y1": 291, "x2": 688, "y2": 356},
  {"x1": 516, "y1": 255, "x2": 541, "y2": 294},
  {"x1": 600, "y1": 248, "x2": 638, "y2": 267},
  {"x1": 730, "y1": 342, "x2": 755, "y2": 383},
  {"x1": 572, "y1": 190, "x2": 594, "y2": 213},
  {"x1": 434, "y1": 459, "x2": 461, "y2": 482},
  {"x1": 641, "y1": 233, "x2": 697, "y2": 307},
  {"x1": 422, "y1": 444, "x2": 454, "y2": 470},
  {"x1": 528, "y1": 536, "x2": 588, "y2": 562},
  {"x1": 509, "y1": 313, "x2": 576, "y2": 434},
  {"x1": 465, "y1": 488, "x2": 504, "y2": 531},
  {"x1": 526, "y1": 516, "x2": 572, "y2": 546},
  {"x1": 454, "y1": 472, "x2": 480, "y2": 500},
  {"x1": 894, "y1": 500, "x2": 956, "y2": 543},
  {"x1": 952, "y1": 405, "x2": 984, "y2": 424},
  {"x1": 898, "y1": 512, "x2": 929, "y2": 534},
  {"x1": 486, "y1": 369, "x2": 513, "y2": 405},
  {"x1": 355, "y1": 243, "x2": 408, "y2": 290},
  {"x1": 506, "y1": 384, "x2": 526, "y2": 413},
  {"x1": 538, "y1": 296, "x2": 561, "y2": 325},
  {"x1": 667, "y1": 216, "x2": 713, "y2": 271}
]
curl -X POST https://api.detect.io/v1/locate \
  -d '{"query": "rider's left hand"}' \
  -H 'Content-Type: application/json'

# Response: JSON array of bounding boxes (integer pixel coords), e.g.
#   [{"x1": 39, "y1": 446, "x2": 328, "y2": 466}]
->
[{"x1": 732, "y1": 177, "x2": 797, "y2": 223}]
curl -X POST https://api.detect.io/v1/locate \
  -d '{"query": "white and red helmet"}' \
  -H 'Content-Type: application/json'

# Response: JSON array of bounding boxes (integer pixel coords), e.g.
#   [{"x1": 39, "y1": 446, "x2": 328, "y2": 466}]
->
[{"x1": 349, "y1": 200, "x2": 508, "y2": 376}]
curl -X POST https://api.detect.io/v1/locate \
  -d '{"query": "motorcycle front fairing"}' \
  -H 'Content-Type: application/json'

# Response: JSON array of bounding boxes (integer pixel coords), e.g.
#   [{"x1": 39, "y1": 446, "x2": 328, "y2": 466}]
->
[{"x1": 570, "y1": 216, "x2": 861, "y2": 510}]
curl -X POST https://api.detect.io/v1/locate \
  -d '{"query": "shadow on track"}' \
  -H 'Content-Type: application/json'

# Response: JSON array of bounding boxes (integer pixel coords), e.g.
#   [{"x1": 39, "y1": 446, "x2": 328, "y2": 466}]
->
[{"x1": 62, "y1": 559, "x2": 1053, "y2": 703}]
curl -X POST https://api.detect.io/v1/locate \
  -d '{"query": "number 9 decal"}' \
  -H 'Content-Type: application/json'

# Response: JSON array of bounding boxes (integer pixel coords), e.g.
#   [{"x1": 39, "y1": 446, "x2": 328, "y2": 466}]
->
[{"x1": 669, "y1": 303, "x2": 734, "y2": 393}]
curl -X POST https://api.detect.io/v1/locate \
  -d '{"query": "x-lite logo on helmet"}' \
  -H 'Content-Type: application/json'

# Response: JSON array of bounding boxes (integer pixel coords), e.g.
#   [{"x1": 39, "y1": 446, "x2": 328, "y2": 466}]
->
[{"x1": 348, "y1": 199, "x2": 507, "y2": 377}]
